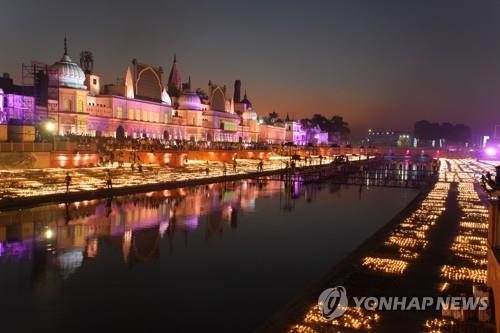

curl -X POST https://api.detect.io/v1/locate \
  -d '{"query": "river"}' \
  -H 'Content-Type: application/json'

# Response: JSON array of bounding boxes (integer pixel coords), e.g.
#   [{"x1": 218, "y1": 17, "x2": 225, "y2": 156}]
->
[{"x1": 0, "y1": 179, "x2": 418, "y2": 332}]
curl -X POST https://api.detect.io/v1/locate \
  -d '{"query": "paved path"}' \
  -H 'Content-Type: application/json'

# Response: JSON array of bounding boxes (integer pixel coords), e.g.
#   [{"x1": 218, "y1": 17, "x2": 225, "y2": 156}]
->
[
  {"x1": 0, "y1": 157, "x2": 356, "y2": 210},
  {"x1": 259, "y1": 158, "x2": 496, "y2": 333}
]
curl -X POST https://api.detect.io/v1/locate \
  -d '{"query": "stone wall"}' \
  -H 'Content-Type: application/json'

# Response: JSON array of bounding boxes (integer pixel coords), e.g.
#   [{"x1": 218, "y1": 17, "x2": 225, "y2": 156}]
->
[{"x1": 0, "y1": 152, "x2": 51, "y2": 169}]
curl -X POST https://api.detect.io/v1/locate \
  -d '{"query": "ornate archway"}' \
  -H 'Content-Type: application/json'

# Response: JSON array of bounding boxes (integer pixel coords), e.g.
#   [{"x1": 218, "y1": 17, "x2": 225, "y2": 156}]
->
[
  {"x1": 116, "y1": 125, "x2": 125, "y2": 140},
  {"x1": 136, "y1": 66, "x2": 163, "y2": 100},
  {"x1": 210, "y1": 87, "x2": 226, "y2": 112}
]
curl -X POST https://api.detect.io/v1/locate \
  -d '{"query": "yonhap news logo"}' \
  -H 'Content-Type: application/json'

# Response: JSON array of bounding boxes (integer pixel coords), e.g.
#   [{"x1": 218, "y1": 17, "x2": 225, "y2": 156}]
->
[
  {"x1": 318, "y1": 286, "x2": 489, "y2": 320},
  {"x1": 318, "y1": 286, "x2": 348, "y2": 320}
]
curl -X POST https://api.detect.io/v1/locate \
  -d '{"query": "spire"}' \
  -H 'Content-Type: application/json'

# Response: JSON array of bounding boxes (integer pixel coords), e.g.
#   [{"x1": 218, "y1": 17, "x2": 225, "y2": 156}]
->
[
  {"x1": 241, "y1": 90, "x2": 252, "y2": 108},
  {"x1": 230, "y1": 97, "x2": 235, "y2": 114},
  {"x1": 188, "y1": 75, "x2": 191, "y2": 89},
  {"x1": 125, "y1": 66, "x2": 134, "y2": 99},
  {"x1": 168, "y1": 54, "x2": 182, "y2": 97},
  {"x1": 64, "y1": 36, "x2": 68, "y2": 55}
]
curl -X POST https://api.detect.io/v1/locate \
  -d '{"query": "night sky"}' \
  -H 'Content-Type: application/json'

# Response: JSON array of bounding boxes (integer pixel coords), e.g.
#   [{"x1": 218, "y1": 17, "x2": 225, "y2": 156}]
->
[{"x1": 1, "y1": 0, "x2": 500, "y2": 138}]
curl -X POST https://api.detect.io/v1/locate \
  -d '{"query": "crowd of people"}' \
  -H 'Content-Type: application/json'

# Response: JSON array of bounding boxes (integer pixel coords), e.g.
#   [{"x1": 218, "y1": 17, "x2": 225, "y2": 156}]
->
[
  {"x1": 53, "y1": 134, "x2": 277, "y2": 153},
  {"x1": 53, "y1": 133, "x2": 450, "y2": 194}
]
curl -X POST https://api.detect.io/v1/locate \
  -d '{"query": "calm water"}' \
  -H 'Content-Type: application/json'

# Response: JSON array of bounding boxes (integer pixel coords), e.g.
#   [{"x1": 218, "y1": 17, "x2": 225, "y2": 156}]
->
[{"x1": 0, "y1": 180, "x2": 417, "y2": 332}]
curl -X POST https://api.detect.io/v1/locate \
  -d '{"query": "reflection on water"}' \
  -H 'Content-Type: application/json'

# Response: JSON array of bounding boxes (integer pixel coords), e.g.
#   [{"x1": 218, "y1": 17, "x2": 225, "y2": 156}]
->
[
  {"x1": 0, "y1": 179, "x2": 417, "y2": 332},
  {"x1": 0, "y1": 180, "x2": 279, "y2": 273}
]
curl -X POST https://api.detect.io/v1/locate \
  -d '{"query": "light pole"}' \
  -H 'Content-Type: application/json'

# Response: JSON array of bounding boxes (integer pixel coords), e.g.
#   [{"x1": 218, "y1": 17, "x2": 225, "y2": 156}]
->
[{"x1": 42, "y1": 118, "x2": 56, "y2": 150}]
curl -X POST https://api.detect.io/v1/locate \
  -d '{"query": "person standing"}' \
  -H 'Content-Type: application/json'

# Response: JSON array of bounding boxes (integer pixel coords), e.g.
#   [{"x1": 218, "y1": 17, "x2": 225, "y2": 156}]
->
[
  {"x1": 118, "y1": 151, "x2": 124, "y2": 168},
  {"x1": 65, "y1": 172, "x2": 72, "y2": 193},
  {"x1": 105, "y1": 169, "x2": 112, "y2": 189},
  {"x1": 233, "y1": 160, "x2": 237, "y2": 173}
]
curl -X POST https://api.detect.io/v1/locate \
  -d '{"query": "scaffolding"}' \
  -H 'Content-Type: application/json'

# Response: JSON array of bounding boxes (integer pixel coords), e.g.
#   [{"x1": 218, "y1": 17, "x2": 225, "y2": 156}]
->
[{"x1": 22, "y1": 61, "x2": 60, "y2": 131}]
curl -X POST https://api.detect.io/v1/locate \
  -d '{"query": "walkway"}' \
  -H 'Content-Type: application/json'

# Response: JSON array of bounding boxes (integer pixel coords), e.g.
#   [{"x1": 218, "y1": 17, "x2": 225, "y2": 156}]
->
[
  {"x1": 259, "y1": 158, "x2": 497, "y2": 333},
  {"x1": 0, "y1": 156, "x2": 362, "y2": 209}
]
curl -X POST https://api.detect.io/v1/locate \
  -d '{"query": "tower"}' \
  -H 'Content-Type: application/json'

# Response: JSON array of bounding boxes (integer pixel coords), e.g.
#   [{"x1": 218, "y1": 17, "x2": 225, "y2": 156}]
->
[
  {"x1": 233, "y1": 80, "x2": 241, "y2": 103},
  {"x1": 167, "y1": 54, "x2": 182, "y2": 98}
]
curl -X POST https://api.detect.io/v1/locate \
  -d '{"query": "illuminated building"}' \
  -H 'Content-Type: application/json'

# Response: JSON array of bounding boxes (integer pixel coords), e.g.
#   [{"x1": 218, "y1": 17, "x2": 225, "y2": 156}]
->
[
  {"x1": 258, "y1": 123, "x2": 286, "y2": 144},
  {"x1": 1, "y1": 38, "x2": 291, "y2": 144},
  {"x1": 365, "y1": 129, "x2": 413, "y2": 147},
  {"x1": 285, "y1": 121, "x2": 307, "y2": 145},
  {"x1": 0, "y1": 75, "x2": 36, "y2": 125}
]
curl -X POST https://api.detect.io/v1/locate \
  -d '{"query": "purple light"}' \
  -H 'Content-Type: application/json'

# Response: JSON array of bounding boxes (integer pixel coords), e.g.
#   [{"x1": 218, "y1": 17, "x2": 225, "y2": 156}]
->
[
  {"x1": 180, "y1": 216, "x2": 199, "y2": 231},
  {"x1": 485, "y1": 147, "x2": 497, "y2": 156}
]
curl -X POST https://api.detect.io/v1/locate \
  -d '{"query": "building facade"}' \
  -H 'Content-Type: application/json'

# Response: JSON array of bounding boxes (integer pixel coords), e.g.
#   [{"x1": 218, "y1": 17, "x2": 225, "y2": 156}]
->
[
  {"x1": 365, "y1": 129, "x2": 413, "y2": 147},
  {"x1": 1, "y1": 39, "x2": 326, "y2": 145}
]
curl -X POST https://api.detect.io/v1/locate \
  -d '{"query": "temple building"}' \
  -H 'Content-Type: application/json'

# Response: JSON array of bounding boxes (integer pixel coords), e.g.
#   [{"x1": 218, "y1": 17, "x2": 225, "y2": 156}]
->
[
  {"x1": 0, "y1": 74, "x2": 35, "y2": 125},
  {"x1": 285, "y1": 121, "x2": 307, "y2": 145},
  {"x1": 0, "y1": 38, "x2": 330, "y2": 145}
]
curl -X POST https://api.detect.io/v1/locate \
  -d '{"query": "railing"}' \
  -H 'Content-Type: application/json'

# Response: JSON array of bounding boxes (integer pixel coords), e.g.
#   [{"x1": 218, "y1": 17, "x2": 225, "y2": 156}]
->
[
  {"x1": 0, "y1": 142, "x2": 53, "y2": 152},
  {"x1": 0, "y1": 141, "x2": 96, "y2": 153}
]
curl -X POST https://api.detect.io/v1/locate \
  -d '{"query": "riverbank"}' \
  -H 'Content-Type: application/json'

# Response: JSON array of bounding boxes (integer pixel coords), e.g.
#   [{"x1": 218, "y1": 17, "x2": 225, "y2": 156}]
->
[
  {"x1": 0, "y1": 157, "x2": 367, "y2": 210},
  {"x1": 0, "y1": 168, "x2": 282, "y2": 210},
  {"x1": 258, "y1": 158, "x2": 496, "y2": 333},
  {"x1": 257, "y1": 178, "x2": 435, "y2": 333}
]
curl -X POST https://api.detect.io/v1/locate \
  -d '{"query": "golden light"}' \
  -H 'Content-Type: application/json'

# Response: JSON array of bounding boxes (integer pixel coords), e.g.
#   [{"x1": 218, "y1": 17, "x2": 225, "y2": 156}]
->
[
  {"x1": 44, "y1": 229, "x2": 54, "y2": 240},
  {"x1": 45, "y1": 120, "x2": 56, "y2": 133},
  {"x1": 286, "y1": 158, "x2": 496, "y2": 332}
]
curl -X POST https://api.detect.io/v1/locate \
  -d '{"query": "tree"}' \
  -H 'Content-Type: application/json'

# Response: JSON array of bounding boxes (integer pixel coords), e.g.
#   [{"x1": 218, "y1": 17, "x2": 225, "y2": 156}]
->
[
  {"x1": 414, "y1": 120, "x2": 471, "y2": 146},
  {"x1": 195, "y1": 88, "x2": 208, "y2": 101},
  {"x1": 299, "y1": 114, "x2": 350, "y2": 143},
  {"x1": 454, "y1": 124, "x2": 471, "y2": 143},
  {"x1": 309, "y1": 114, "x2": 329, "y2": 131},
  {"x1": 300, "y1": 118, "x2": 314, "y2": 130},
  {"x1": 330, "y1": 115, "x2": 350, "y2": 139},
  {"x1": 414, "y1": 120, "x2": 431, "y2": 140},
  {"x1": 268, "y1": 111, "x2": 280, "y2": 124}
]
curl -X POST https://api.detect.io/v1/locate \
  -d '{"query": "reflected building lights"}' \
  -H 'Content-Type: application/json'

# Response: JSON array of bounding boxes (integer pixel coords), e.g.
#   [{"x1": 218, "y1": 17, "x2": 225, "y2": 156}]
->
[{"x1": 288, "y1": 158, "x2": 496, "y2": 332}]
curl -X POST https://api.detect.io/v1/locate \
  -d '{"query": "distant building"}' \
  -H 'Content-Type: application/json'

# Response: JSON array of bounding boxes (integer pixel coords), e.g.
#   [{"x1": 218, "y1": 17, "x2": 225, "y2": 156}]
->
[
  {"x1": 285, "y1": 121, "x2": 329, "y2": 145},
  {"x1": 285, "y1": 121, "x2": 307, "y2": 145},
  {"x1": 365, "y1": 129, "x2": 412, "y2": 147},
  {"x1": 308, "y1": 125, "x2": 329, "y2": 145}
]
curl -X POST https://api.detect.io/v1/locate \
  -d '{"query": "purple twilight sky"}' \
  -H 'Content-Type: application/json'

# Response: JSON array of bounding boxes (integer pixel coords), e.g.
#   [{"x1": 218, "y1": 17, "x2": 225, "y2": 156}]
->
[{"x1": 1, "y1": 0, "x2": 500, "y2": 139}]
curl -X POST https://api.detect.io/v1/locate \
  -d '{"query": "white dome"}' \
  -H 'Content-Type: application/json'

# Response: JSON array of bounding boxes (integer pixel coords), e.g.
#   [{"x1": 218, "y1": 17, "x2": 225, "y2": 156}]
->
[
  {"x1": 177, "y1": 90, "x2": 202, "y2": 110},
  {"x1": 161, "y1": 88, "x2": 171, "y2": 105},
  {"x1": 50, "y1": 54, "x2": 86, "y2": 89},
  {"x1": 242, "y1": 107, "x2": 257, "y2": 121}
]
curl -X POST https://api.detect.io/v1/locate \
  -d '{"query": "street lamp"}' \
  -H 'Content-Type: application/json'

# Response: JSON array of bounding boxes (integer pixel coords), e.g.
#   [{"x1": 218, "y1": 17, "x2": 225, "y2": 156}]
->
[
  {"x1": 45, "y1": 120, "x2": 56, "y2": 134},
  {"x1": 41, "y1": 119, "x2": 57, "y2": 150}
]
